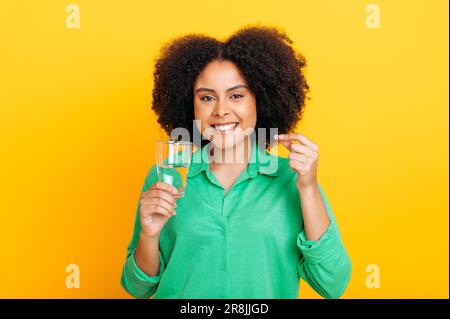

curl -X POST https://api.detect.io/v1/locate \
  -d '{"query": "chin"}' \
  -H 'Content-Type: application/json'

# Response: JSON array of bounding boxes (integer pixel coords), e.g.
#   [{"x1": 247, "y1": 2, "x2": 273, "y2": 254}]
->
[
  {"x1": 203, "y1": 124, "x2": 242, "y2": 147},
  {"x1": 210, "y1": 135, "x2": 241, "y2": 150}
]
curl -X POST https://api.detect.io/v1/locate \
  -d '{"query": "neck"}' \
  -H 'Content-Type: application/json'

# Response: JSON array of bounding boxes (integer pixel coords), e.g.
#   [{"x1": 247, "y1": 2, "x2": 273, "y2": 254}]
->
[{"x1": 209, "y1": 137, "x2": 252, "y2": 170}]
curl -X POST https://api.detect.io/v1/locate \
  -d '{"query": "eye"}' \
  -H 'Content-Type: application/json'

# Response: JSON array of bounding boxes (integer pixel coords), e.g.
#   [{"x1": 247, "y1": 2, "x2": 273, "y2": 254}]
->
[
  {"x1": 200, "y1": 95, "x2": 215, "y2": 102},
  {"x1": 230, "y1": 93, "x2": 243, "y2": 99}
]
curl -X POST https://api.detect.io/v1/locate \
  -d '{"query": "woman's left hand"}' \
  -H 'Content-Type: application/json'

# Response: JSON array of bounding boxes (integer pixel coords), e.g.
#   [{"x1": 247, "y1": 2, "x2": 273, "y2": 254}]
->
[{"x1": 275, "y1": 133, "x2": 319, "y2": 190}]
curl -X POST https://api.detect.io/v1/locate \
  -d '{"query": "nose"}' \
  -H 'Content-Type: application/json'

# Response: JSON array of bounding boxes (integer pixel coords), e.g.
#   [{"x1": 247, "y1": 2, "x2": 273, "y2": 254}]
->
[{"x1": 212, "y1": 100, "x2": 230, "y2": 118}]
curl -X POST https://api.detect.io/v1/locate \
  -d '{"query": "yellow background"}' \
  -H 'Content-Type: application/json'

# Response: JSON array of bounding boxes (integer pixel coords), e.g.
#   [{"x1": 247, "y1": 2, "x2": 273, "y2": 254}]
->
[{"x1": 0, "y1": 0, "x2": 448, "y2": 298}]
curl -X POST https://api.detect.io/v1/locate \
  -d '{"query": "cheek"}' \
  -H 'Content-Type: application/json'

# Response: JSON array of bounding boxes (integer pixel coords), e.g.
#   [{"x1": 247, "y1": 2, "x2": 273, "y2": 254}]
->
[
  {"x1": 239, "y1": 100, "x2": 257, "y2": 127},
  {"x1": 193, "y1": 104, "x2": 209, "y2": 130}
]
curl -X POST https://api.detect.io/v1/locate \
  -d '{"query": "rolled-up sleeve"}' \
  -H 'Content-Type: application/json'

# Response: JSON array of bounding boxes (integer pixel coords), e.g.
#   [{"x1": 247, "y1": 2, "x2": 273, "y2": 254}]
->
[
  {"x1": 121, "y1": 247, "x2": 165, "y2": 299},
  {"x1": 297, "y1": 183, "x2": 352, "y2": 299}
]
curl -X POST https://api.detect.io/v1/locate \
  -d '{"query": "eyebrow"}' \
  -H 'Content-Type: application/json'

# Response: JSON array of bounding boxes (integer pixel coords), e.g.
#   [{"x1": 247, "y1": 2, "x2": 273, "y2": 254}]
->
[{"x1": 195, "y1": 84, "x2": 249, "y2": 94}]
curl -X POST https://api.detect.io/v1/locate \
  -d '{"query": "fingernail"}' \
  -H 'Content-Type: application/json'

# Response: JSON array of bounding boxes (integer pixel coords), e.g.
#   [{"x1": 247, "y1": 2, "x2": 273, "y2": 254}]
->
[
  {"x1": 172, "y1": 188, "x2": 178, "y2": 193},
  {"x1": 274, "y1": 134, "x2": 279, "y2": 140}
]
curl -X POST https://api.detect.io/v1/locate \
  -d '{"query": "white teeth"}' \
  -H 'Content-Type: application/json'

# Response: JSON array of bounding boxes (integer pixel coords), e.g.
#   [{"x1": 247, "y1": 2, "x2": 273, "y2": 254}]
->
[{"x1": 213, "y1": 123, "x2": 237, "y2": 132}]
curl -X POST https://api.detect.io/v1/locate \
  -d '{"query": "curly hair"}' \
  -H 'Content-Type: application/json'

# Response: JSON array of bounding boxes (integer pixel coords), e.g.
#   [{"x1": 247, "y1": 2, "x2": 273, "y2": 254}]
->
[{"x1": 151, "y1": 25, "x2": 310, "y2": 149}]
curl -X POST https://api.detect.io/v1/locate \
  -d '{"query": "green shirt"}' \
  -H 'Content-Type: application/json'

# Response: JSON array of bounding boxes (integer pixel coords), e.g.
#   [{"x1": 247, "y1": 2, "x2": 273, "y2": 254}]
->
[{"x1": 121, "y1": 141, "x2": 351, "y2": 299}]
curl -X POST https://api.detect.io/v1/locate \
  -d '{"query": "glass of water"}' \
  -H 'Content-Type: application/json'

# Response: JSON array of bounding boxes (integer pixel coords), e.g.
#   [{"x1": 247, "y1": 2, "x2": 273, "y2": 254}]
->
[{"x1": 155, "y1": 139, "x2": 193, "y2": 197}]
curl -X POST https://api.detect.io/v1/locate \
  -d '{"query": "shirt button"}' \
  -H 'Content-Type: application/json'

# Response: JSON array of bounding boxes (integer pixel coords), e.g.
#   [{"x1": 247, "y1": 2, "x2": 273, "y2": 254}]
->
[
  {"x1": 220, "y1": 230, "x2": 225, "y2": 236},
  {"x1": 220, "y1": 264, "x2": 226, "y2": 271}
]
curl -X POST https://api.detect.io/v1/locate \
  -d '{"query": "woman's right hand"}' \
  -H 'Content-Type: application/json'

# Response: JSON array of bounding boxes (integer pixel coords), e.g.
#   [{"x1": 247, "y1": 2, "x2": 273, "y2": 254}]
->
[{"x1": 139, "y1": 181, "x2": 178, "y2": 239}]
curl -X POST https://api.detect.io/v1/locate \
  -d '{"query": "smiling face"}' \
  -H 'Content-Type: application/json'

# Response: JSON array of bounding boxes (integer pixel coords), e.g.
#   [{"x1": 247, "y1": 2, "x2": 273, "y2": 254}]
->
[{"x1": 193, "y1": 59, "x2": 257, "y2": 152}]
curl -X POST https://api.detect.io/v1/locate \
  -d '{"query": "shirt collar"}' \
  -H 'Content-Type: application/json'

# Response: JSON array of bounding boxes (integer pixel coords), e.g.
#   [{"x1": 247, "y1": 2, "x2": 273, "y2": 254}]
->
[{"x1": 187, "y1": 141, "x2": 280, "y2": 178}]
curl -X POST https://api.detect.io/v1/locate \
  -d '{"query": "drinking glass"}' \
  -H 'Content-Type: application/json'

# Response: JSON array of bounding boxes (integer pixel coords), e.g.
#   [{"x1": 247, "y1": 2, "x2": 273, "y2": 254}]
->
[{"x1": 155, "y1": 140, "x2": 193, "y2": 197}]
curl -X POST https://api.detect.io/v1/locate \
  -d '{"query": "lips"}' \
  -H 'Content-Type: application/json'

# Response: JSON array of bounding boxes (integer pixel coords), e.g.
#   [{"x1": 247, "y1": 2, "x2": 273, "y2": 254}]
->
[{"x1": 211, "y1": 122, "x2": 239, "y2": 133}]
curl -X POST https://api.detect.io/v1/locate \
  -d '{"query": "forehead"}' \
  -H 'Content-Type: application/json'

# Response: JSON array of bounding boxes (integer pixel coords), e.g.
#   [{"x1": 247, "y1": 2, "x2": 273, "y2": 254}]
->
[{"x1": 194, "y1": 60, "x2": 247, "y2": 89}]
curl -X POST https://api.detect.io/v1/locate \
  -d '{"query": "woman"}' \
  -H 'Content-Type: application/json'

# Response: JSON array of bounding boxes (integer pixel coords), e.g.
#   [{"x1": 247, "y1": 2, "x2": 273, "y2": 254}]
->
[{"x1": 121, "y1": 26, "x2": 351, "y2": 299}]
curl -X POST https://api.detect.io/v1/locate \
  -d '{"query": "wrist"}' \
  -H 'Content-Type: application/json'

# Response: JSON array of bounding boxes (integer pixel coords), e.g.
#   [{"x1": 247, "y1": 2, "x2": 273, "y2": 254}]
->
[
  {"x1": 297, "y1": 182, "x2": 319, "y2": 194},
  {"x1": 139, "y1": 231, "x2": 160, "y2": 242}
]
